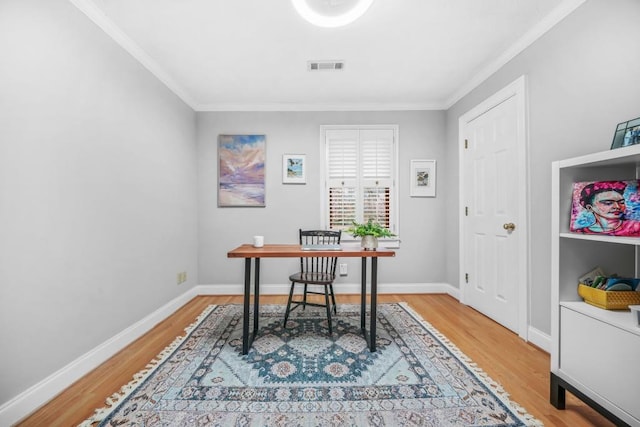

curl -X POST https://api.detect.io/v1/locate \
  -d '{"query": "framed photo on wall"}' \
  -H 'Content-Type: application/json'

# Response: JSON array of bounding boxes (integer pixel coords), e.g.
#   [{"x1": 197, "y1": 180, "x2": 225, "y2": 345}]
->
[
  {"x1": 218, "y1": 134, "x2": 266, "y2": 207},
  {"x1": 282, "y1": 154, "x2": 306, "y2": 184},
  {"x1": 410, "y1": 159, "x2": 436, "y2": 197}
]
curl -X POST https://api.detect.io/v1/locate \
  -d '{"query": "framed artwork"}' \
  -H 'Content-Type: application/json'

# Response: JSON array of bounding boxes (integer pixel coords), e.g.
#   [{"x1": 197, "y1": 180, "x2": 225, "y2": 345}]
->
[
  {"x1": 570, "y1": 180, "x2": 640, "y2": 236},
  {"x1": 611, "y1": 116, "x2": 640, "y2": 149},
  {"x1": 282, "y1": 154, "x2": 306, "y2": 184},
  {"x1": 410, "y1": 159, "x2": 436, "y2": 197},
  {"x1": 218, "y1": 134, "x2": 266, "y2": 207}
]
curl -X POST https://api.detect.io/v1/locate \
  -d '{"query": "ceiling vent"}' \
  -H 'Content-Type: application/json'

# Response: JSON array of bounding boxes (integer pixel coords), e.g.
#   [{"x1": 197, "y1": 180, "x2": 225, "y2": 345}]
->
[{"x1": 308, "y1": 60, "x2": 345, "y2": 71}]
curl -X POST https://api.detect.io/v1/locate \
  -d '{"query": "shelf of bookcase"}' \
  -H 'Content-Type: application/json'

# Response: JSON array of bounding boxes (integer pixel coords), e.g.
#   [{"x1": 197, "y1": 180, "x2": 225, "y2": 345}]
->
[{"x1": 559, "y1": 232, "x2": 640, "y2": 246}]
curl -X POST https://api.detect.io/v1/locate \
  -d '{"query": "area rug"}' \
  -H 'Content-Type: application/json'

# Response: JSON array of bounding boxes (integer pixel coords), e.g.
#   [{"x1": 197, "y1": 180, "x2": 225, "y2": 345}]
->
[{"x1": 80, "y1": 303, "x2": 541, "y2": 426}]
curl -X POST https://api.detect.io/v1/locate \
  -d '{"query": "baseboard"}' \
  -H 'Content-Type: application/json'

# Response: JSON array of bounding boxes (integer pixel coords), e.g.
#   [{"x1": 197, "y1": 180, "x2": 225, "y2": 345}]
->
[
  {"x1": 527, "y1": 325, "x2": 551, "y2": 353},
  {"x1": 0, "y1": 287, "x2": 200, "y2": 427},
  {"x1": 195, "y1": 282, "x2": 459, "y2": 298},
  {"x1": 0, "y1": 282, "x2": 455, "y2": 426}
]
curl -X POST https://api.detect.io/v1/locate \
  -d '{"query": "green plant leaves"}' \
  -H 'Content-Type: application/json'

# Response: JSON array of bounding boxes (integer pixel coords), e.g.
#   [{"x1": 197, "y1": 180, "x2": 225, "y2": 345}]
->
[{"x1": 345, "y1": 219, "x2": 395, "y2": 238}]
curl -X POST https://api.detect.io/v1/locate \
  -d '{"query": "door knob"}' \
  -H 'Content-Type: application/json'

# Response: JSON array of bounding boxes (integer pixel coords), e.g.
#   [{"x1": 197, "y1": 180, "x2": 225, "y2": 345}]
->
[{"x1": 503, "y1": 223, "x2": 516, "y2": 232}]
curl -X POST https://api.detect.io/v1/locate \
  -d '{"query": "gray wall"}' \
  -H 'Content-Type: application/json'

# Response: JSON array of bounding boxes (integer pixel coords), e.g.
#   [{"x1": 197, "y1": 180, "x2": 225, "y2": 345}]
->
[
  {"x1": 444, "y1": 0, "x2": 640, "y2": 334},
  {"x1": 3, "y1": 0, "x2": 639, "y2": 413},
  {"x1": 0, "y1": 0, "x2": 198, "y2": 405},
  {"x1": 197, "y1": 111, "x2": 446, "y2": 286}
]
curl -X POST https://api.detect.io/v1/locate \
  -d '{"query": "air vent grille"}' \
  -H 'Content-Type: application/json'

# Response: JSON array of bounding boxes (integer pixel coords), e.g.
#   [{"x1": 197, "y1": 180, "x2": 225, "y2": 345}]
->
[{"x1": 308, "y1": 60, "x2": 345, "y2": 71}]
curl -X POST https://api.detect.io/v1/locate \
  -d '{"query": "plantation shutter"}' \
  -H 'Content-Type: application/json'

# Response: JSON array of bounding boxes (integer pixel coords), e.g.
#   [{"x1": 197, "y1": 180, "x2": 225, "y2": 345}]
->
[
  {"x1": 325, "y1": 128, "x2": 395, "y2": 233},
  {"x1": 360, "y1": 129, "x2": 393, "y2": 229},
  {"x1": 326, "y1": 130, "x2": 359, "y2": 229}
]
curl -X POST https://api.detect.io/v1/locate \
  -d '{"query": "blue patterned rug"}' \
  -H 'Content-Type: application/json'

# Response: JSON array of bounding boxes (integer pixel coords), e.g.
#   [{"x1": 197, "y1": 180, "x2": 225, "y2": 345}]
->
[{"x1": 81, "y1": 303, "x2": 541, "y2": 426}]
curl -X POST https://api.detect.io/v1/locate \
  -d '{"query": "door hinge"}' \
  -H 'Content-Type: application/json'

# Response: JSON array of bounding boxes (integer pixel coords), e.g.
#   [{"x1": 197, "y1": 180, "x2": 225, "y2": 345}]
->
[
  {"x1": 464, "y1": 139, "x2": 468, "y2": 149},
  {"x1": 465, "y1": 273, "x2": 469, "y2": 283},
  {"x1": 465, "y1": 206, "x2": 469, "y2": 216}
]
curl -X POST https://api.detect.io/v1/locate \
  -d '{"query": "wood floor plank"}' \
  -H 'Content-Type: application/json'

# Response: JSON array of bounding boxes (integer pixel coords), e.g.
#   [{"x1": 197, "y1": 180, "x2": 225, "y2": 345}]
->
[{"x1": 16, "y1": 294, "x2": 612, "y2": 426}]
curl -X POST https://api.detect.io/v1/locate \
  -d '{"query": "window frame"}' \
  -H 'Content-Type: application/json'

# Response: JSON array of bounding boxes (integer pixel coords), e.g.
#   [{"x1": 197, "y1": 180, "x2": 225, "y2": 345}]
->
[{"x1": 319, "y1": 124, "x2": 400, "y2": 247}]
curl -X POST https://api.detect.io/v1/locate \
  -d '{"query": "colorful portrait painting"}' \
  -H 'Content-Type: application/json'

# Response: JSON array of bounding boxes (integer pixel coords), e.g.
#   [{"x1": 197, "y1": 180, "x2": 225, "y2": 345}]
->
[
  {"x1": 570, "y1": 180, "x2": 640, "y2": 236},
  {"x1": 218, "y1": 135, "x2": 265, "y2": 207}
]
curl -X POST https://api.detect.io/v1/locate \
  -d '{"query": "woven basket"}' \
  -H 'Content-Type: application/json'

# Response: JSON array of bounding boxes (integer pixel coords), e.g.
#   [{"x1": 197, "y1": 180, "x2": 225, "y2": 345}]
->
[{"x1": 578, "y1": 284, "x2": 640, "y2": 310}]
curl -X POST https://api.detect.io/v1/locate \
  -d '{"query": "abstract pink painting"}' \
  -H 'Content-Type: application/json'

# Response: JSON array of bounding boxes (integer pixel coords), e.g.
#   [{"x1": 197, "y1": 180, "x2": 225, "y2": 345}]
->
[{"x1": 218, "y1": 135, "x2": 266, "y2": 207}]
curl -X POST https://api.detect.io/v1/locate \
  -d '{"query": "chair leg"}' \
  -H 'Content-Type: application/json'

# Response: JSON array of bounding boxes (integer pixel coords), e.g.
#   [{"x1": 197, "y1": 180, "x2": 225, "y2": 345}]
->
[
  {"x1": 329, "y1": 283, "x2": 337, "y2": 314},
  {"x1": 284, "y1": 282, "x2": 296, "y2": 328},
  {"x1": 303, "y1": 284, "x2": 308, "y2": 310},
  {"x1": 324, "y1": 286, "x2": 332, "y2": 335}
]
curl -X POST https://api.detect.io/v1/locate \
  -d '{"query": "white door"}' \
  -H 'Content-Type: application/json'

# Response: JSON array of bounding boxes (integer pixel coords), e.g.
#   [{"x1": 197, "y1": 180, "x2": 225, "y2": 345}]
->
[{"x1": 459, "y1": 76, "x2": 528, "y2": 338}]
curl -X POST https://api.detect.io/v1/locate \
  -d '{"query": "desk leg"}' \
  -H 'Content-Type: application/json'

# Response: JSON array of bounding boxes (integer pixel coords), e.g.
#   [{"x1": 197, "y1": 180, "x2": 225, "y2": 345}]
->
[
  {"x1": 242, "y1": 258, "x2": 251, "y2": 355},
  {"x1": 253, "y1": 258, "x2": 260, "y2": 337},
  {"x1": 361, "y1": 258, "x2": 367, "y2": 330},
  {"x1": 370, "y1": 257, "x2": 377, "y2": 353},
  {"x1": 360, "y1": 257, "x2": 377, "y2": 353}
]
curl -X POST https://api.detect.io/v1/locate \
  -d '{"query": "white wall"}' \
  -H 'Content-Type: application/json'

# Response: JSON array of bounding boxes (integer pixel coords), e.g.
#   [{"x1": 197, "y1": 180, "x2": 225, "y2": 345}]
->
[
  {"x1": 444, "y1": 0, "x2": 640, "y2": 334},
  {"x1": 0, "y1": 0, "x2": 198, "y2": 406},
  {"x1": 197, "y1": 111, "x2": 447, "y2": 287}
]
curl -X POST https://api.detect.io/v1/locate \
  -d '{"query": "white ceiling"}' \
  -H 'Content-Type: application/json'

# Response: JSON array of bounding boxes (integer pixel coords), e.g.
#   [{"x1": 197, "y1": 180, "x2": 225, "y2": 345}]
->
[{"x1": 71, "y1": 0, "x2": 585, "y2": 111}]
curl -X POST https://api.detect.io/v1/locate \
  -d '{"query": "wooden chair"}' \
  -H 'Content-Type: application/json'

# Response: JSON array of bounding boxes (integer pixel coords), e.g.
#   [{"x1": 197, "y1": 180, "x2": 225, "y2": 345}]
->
[{"x1": 283, "y1": 229, "x2": 341, "y2": 334}]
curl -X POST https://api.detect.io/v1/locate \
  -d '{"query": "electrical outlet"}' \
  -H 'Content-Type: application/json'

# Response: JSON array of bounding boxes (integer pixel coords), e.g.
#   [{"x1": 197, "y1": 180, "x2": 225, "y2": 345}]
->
[
  {"x1": 177, "y1": 271, "x2": 188, "y2": 285},
  {"x1": 339, "y1": 263, "x2": 348, "y2": 276}
]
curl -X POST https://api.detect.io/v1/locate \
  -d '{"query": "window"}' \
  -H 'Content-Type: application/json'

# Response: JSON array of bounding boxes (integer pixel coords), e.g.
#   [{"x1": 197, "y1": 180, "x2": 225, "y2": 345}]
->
[{"x1": 321, "y1": 125, "x2": 399, "y2": 243}]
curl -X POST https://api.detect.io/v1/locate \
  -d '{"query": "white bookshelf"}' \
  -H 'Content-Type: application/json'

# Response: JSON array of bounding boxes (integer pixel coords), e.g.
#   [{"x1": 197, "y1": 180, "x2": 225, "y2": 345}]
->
[{"x1": 551, "y1": 145, "x2": 640, "y2": 427}]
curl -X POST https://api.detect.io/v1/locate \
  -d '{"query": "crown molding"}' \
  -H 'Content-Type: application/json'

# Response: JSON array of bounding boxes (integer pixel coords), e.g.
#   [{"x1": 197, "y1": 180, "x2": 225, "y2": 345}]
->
[
  {"x1": 444, "y1": 0, "x2": 586, "y2": 109},
  {"x1": 68, "y1": 0, "x2": 197, "y2": 109},
  {"x1": 194, "y1": 101, "x2": 444, "y2": 112}
]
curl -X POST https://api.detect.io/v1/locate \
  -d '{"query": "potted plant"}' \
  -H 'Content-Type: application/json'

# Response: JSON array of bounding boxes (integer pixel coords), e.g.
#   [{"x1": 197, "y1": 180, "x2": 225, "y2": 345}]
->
[{"x1": 345, "y1": 219, "x2": 395, "y2": 250}]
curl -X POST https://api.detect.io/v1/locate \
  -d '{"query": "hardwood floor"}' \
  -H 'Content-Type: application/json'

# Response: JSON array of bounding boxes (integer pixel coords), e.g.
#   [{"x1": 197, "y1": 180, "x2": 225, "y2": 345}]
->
[{"x1": 18, "y1": 294, "x2": 612, "y2": 426}]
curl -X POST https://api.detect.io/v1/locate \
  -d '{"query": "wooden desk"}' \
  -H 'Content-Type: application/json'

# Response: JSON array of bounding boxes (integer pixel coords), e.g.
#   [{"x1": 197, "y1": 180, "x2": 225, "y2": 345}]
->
[{"x1": 227, "y1": 243, "x2": 396, "y2": 355}]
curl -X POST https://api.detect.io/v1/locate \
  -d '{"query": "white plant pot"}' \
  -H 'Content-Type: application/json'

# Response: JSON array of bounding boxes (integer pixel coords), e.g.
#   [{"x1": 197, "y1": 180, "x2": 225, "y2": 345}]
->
[{"x1": 361, "y1": 235, "x2": 378, "y2": 250}]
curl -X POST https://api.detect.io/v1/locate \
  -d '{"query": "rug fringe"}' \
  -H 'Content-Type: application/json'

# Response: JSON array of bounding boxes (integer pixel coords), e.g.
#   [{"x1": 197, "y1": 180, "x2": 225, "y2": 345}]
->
[
  {"x1": 78, "y1": 304, "x2": 217, "y2": 427},
  {"x1": 398, "y1": 302, "x2": 544, "y2": 427}
]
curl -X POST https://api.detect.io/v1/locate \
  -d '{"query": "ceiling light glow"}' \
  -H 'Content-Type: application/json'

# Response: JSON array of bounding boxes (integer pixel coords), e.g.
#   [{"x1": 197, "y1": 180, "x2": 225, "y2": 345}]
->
[{"x1": 291, "y1": 0, "x2": 374, "y2": 28}]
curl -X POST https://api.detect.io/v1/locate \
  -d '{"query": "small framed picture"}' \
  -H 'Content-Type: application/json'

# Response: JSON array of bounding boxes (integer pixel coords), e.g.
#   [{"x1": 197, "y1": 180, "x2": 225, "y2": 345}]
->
[
  {"x1": 282, "y1": 154, "x2": 306, "y2": 184},
  {"x1": 410, "y1": 159, "x2": 436, "y2": 197},
  {"x1": 611, "y1": 117, "x2": 640, "y2": 149}
]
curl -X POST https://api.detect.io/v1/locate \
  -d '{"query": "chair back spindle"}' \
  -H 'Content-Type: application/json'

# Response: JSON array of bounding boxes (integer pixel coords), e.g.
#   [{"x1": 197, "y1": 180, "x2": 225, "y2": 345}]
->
[
  {"x1": 284, "y1": 229, "x2": 341, "y2": 334},
  {"x1": 299, "y1": 230, "x2": 340, "y2": 277}
]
